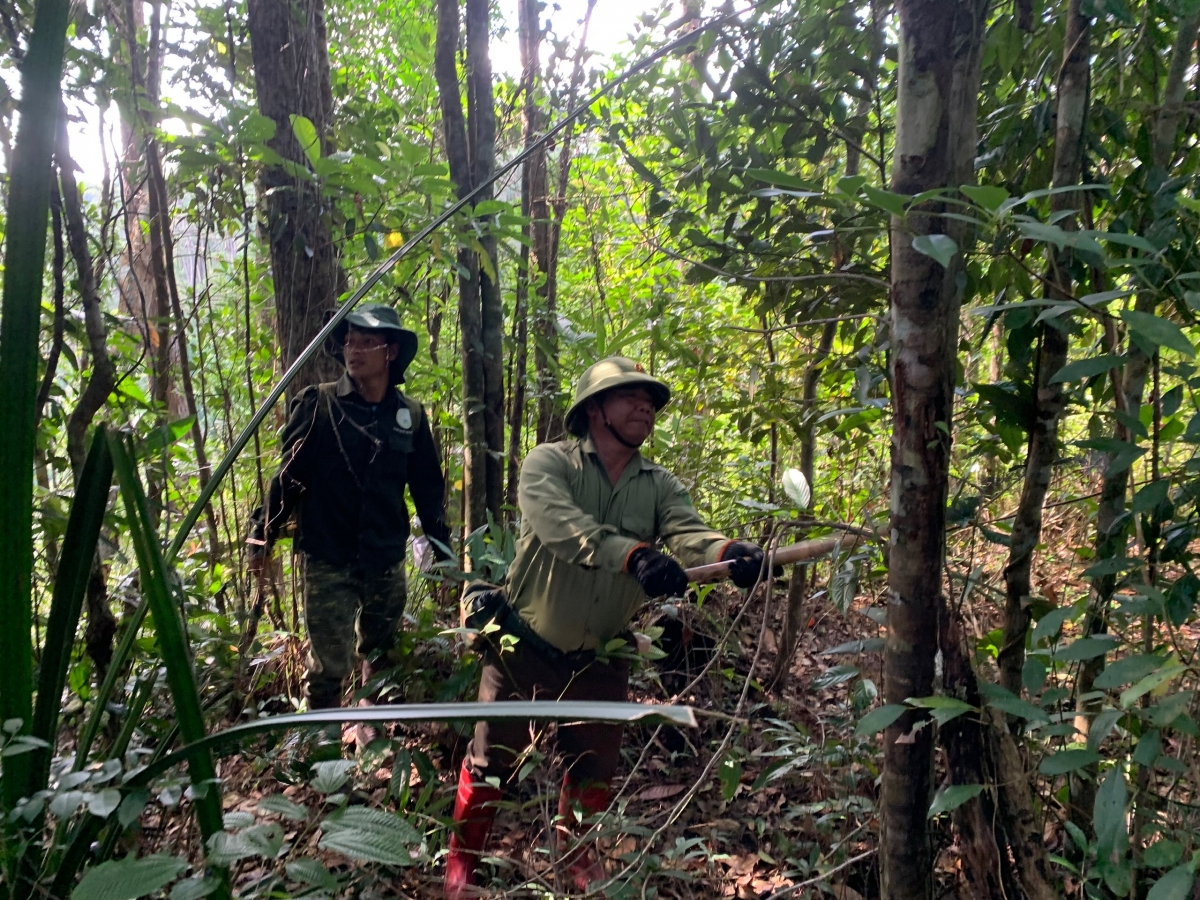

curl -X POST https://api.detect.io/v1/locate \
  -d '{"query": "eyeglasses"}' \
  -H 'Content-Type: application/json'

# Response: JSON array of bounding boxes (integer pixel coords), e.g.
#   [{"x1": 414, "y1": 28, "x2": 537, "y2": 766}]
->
[{"x1": 343, "y1": 340, "x2": 390, "y2": 355}]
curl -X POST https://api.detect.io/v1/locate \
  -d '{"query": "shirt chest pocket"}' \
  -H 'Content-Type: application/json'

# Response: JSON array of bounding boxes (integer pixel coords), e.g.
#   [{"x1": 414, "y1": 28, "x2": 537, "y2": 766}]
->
[
  {"x1": 620, "y1": 508, "x2": 654, "y2": 541},
  {"x1": 388, "y1": 427, "x2": 414, "y2": 455}
]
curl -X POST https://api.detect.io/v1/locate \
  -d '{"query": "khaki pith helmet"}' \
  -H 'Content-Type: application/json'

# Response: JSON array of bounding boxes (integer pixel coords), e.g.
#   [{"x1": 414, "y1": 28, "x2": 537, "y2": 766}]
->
[
  {"x1": 564, "y1": 357, "x2": 671, "y2": 437},
  {"x1": 327, "y1": 303, "x2": 418, "y2": 384}
]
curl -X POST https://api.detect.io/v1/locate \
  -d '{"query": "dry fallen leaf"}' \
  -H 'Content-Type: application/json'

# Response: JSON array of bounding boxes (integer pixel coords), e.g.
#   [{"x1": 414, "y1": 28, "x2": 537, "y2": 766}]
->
[{"x1": 635, "y1": 783, "x2": 688, "y2": 802}]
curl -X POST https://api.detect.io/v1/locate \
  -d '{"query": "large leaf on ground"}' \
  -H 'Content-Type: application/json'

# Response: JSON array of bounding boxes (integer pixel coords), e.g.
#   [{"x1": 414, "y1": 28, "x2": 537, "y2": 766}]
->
[
  {"x1": 318, "y1": 807, "x2": 422, "y2": 866},
  {"x1": 72, "y1": 855, "x2": 188, "y2": 900}
]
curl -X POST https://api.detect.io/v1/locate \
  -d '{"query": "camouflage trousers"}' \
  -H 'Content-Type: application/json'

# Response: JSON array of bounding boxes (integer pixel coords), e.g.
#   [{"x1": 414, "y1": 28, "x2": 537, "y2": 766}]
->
[{"x1": 302, "y1": 556, "x2": 407, "y2": 709}]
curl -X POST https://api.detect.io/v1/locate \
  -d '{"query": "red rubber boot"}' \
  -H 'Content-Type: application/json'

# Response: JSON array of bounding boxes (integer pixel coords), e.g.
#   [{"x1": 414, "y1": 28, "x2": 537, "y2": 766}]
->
[
  {"x1": 557, "y1": 777, "x2": 611, "y2": 892},
  {"x1": 444, "y1": 762, "x2": 501, "y2": 900}
]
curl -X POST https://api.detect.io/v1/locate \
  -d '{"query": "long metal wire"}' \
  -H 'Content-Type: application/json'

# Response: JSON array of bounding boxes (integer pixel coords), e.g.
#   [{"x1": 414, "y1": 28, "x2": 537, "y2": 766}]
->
[{"x1": 165, "y1": 13, "x2": 731, "y2": 564}]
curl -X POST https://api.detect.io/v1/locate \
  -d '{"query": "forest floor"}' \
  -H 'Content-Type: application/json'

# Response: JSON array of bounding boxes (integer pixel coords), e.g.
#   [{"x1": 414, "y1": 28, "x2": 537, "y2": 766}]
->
[{"x1": 129, "y1": 495, "x2": 1179, "y2": 899}]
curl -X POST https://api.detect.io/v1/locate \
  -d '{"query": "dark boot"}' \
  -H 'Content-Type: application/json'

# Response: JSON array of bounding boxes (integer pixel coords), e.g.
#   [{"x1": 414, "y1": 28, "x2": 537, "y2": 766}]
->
[
  {"x1": 557, "y1": 776, "x2": 610, "y2": 892},
  {"x1": 444, "y1": 761, "x2": 501, "y2": 900}
]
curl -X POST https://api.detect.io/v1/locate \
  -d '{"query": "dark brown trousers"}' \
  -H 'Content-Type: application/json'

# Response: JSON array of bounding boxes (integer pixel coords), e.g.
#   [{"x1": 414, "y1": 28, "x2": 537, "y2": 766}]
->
[{"x1": 465, "y1": 638, "x2": 630, "y2": 787}]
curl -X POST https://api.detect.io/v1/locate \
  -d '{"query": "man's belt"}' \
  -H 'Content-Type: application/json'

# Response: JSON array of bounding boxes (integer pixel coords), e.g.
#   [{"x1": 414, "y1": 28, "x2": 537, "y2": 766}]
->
[{"x1": 462, "y1": 584, "x2": 626, "y2": 667}]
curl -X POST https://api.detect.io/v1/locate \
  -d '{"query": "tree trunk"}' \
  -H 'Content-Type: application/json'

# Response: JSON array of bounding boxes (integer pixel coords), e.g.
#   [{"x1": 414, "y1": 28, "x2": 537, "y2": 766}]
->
[
  {"x1": 881, "y1": 3, "x2": 987, "y2": 899},
  {"x1": 436, "y1": 0, "x2": 503, "y2": 534},
  {"x1": 247, "y1": 0, "x2": 345, "y2": 400},
  {"x1": 534, "y1": 1, "x2": 593, "y2": 444},
  {"x1": 998, "y1": 0, "x2": 1089, "y2": 699},
  {"x1": 1071, "y1": 6, "x2": 1200, "y2": 830},
  {"x1": 506, "y1": 0, "x2": 542, "y2": 512}
]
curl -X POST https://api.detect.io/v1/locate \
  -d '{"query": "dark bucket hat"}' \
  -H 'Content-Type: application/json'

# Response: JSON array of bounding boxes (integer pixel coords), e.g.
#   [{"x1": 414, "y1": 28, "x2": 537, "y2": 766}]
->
[{"x1": 327, "y1": 303, "x2": 418, "y2": 384}]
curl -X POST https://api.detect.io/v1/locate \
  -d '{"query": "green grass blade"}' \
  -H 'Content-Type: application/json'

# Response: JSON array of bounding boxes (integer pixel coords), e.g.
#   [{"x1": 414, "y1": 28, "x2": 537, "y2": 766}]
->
[
  {"x1": 27, "y1": 427, "x2": 113, "y2": 796},
  {"x1": 108, "y1": 432, "x2": 222, "y2": 843},
  {"x1": 71, "y1": 597, "x2": 149, "y2": 772},
  {"x1": 0, "y1": 0, "x2": 74, "y2": 813}
]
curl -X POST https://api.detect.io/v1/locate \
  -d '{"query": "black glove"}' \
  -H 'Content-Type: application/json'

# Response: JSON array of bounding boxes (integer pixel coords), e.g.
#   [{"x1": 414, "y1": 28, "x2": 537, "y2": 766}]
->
[
  {"x1": 626, "y1": 545, "x2": 689, "y2": 598},
  {"x1": 720, "y1": 541, "x2": 778, "y2": 589}
]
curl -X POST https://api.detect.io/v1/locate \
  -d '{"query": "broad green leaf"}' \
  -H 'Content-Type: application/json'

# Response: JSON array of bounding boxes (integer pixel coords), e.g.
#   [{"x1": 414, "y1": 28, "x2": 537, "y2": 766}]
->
[
  {"x1": 1093, "y1": 767, "x2": 1128, "y2": 862},
  {"x1": 912, "y1": 234, "x2": 958, "y2": 268},
  {"x1": 906, "y1": 696, "x2": 975, "y2": 726},
  {"x1": 1120, "y1": 309, "x2": 1195, "y2": 358},
  {"x1": 169, "y1": 879, "x2": 218, "y2": 900},
  {"x1": 861, "y1": 184, "x2": 909, "y2": 216},
  {"x1": 1146, "y1": 866, "x2": 1195, "y2": 900},
  {"x1": 781, "y1": 467, "x2": 811, "y2": 510},
  {"x1": 1049, "y1": 355, "x2": 1127, "y2": 384},
  {"x1": 206, "y1": 822, "x2": 284, "y2": 865},
  {"x1": 1055, "y1": 635, "x2": 1119, "y2": 662},
  {"x1": 1121, "y1": 666, "x2": 1187, "y2": 708},
  {"x1": 258, "y1": 794, "x2": 308, "y2": 821},
  {"x1": 286, "y1": 859, "x2": 340, "y2": 890},
  {"x1": 742, "y1": 168, "x2": 816, "y2": 191},
  {"x1": 811, "y1": 664, "x2": 860, "y2": 691},
  {"x1": 88, "y1": 788, "x2": 122, "y2": 818},
  {"x1": 290, "y1": 114, "x2": 321, "y2": 168},
  {"x1": 1095, "y1": 654, "x2": 1166, "y2": 690},
  {"x1": 854, "y1": 704, "x2": 907, "y2": 737},
  {"x1": 318, "y1": 806, "x2": 422, "y2": 866},
  {"x1": 1039, "y1": 749, "x2": 1101, "y2": 776},
  {"x1": 72, "y1": 855, "x2": 188, "y2": 900},
  {"x1": 928, "y1": 783, "x2": 984, "y2": 817},
  {"x1": 1144, "y1": 840, "x2": 1184, "y2": 869},
  {"x1": 311, "y1": 759, "x2": 356, "y2": 794},
  {"x1": 960, "y1": 184, "x2": 1009, "y2": 211},
  {"x1": 1031, "y1": 605, "x2": 1077, "y2": 646},
  {"x1": 719, "y1": 756, "x2": 742, "y2": 801},
  {"x1": 978, "y1": 683, "x2": 1049, "y2": 722}
]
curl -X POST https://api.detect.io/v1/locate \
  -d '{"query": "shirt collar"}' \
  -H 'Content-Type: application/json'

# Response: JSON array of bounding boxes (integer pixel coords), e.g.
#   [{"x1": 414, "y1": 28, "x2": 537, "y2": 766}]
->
[
  {"x1": 335, "y1": 373, "x2": 397, "y2": 409},
  {"x1": 578, "y1": 434, "x2": 653, "y2": 471}
]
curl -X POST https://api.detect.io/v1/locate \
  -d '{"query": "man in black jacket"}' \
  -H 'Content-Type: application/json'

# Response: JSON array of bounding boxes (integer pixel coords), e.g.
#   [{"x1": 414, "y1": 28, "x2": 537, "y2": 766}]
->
[{"x1": 249, "y1": 304, "x2": 450, "y2": 714}]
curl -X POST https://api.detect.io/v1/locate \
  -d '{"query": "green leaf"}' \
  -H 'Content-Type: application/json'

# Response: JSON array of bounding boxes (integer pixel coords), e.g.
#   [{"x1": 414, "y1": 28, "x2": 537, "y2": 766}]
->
[
  {"x1": 1121, "y1": 667, "x2": 1188, "y2": 708},
  {"x1": 861, "y1": 184, "x2": 909, "y2": 217},
  {"x1": 1039, "y1": 749, "x2": 1101, "y2": 776},
  {"x1": 72, "y1": 855, "x2": 188, "y2": 900},
  {"x1": 961, "y1": 184, "x2": 1009, "y2": 211},
  {"x1": 1121, "y1": 309, "x2": 1195, "y2": 358},
  {"x1": 169, "y1": 878, "x2": 218, "y2": 900},
  {"x1": 206, "y1": 823, "x2": 284, "y2": 865},
  {"x1": 742, "y1": 168, "x2": 815, "y2": 191},
  {"x1": 906, "y1": 696, "x2": 975, "y2": 726},
  {"x1": 811, "y1": 664, "x2": 860, "y2": 691},
  {"x1": 290, "y1": 114, "x2": 321, "y2": 168},
  {"x1": 1144, "y1": 840, "x2": 1184, "y2": 869},
  {"x1": 1050, "y1": 355, "x2": 1127, "y2": 383},
  {"x1": 258, "y1": 794, "x2": 308, "y2": 821},
  {"x1": 854, "y1": 704, "x2": 907, "y2": 737},
  {"x1": 88, "y1": 788, "x2": 122, "y2": 818},
  {"x1": 912, "y1": 234, "x2": 958, "y2": 268},
  {"x1": 1055, "y1": 635, "x2": 1119, "y2": 662},
  {"x1": 719, "y1": 755, "x2": 742, "y2": 801},
  {"x1": 1146, "y1": 865, "x2": 1195, "y2": 900},
  {"x1": 318, "y1": 806, "x2": 422, "y2": 866},
  {"x1": 928, "y1": 783, "x2": 984, "y2": 817},
  {"x1": 977, "y1": 683, "x2": 1049, "y2": 722},
  {"x1": 1094, "y1": 655, "x2": 1166, "y2": 690},
  {"x1": 1031, "y1": 605, "x2": 1077, "y2": 646},
  {"x1": 1093, "y1": 766, "x2": 1128, "y2": 862},
  {"x1": 311, "y1": 759, "x2": 355, "y2": 794},
  {"x1": 285, "y1": 859, "x2": 339, "y2": 891}
]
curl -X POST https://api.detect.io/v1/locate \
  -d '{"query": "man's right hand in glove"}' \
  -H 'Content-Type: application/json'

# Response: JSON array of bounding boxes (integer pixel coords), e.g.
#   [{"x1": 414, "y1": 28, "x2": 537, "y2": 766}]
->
[{"x1": 626, "y1": 545, "x2": 689, "y2": 598}]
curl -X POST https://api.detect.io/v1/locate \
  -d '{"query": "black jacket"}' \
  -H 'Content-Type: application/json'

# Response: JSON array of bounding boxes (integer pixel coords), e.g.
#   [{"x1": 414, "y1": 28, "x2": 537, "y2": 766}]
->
[{"x1": 252, "y1": 374, "x2": 450, "y2": 573}]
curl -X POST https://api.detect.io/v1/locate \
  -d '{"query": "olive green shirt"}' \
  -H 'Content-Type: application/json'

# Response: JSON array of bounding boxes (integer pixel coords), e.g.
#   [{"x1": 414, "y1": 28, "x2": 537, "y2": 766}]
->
[{"x1": 507, "y1": 436, "x2": 731, "y2": 652}]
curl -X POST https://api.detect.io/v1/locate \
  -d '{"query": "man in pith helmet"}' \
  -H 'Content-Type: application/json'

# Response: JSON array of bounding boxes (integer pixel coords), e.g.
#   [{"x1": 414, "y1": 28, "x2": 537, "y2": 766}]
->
[
  {"x1": 444, "y1": 356, "x2": 769, "y2": 897},
  {"x1": 248, "y1": 303, "x2": 450, "y2": 741}
]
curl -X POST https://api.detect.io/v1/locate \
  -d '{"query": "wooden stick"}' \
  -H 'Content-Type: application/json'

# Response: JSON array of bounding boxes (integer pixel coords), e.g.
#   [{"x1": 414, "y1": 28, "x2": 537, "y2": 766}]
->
[{"x1": 684, "y1": 533, "x2": 867, "y2": 585}]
